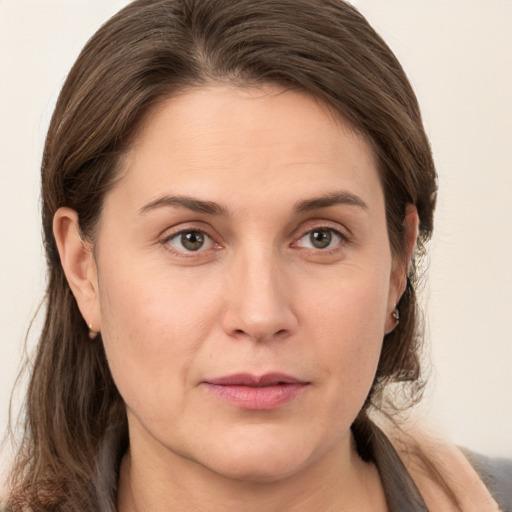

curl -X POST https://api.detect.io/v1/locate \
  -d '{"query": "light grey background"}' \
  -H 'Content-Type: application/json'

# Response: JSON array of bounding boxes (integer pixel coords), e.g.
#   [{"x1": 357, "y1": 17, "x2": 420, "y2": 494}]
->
[{"x1": 1, "y1": 0, "x2": 511, "y2": 466}]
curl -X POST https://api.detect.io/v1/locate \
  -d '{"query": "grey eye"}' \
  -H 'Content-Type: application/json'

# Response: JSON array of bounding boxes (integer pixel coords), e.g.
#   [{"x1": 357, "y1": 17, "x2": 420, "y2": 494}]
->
[
  {"x1": 310, "y1": 229, "x2": 332, "y2": 249},
  {"x1": 298, "y1": 228, "x2": 343, "y2": 250},
  {"x1": 167, "y1": 230, "x2": 213, "y2": 252},
  {"x1": 181, "y1": 231, "x2": 205, "y2": 251}
]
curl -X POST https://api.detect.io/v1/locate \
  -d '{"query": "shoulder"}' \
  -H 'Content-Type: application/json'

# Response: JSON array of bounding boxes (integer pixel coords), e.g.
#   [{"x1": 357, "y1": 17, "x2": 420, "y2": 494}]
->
[
  {"x1": 390, "y1": 430, "x2": 504, "y2": 512},
  {"x1": 462, "y1": 449, "x2": 512, "y2": 512}
]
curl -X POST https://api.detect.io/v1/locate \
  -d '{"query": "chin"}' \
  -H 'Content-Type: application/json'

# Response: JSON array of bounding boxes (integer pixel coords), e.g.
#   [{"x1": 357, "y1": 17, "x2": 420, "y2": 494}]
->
[
  {"x1": 198, "y1": 435, "x2": 317, "y2": 483},
  {"x1": 212, "y1": 457, "x2": 306, "y2": 484}
]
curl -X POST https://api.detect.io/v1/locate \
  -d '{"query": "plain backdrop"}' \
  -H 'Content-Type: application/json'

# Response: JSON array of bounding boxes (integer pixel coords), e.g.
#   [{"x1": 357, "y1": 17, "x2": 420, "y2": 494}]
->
[{"x1": 1, "y1": 0, "x2": 511, "y2": 463}]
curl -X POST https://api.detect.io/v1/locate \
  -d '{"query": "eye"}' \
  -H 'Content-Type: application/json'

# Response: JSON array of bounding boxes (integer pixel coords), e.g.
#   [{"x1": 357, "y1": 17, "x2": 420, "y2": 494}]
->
[
  {"x1": 297, "y1": 227, "x2": 344, "y2": 250},
  {"x1": 165, "y1": 230, "x2": 214, "y2": 252}
]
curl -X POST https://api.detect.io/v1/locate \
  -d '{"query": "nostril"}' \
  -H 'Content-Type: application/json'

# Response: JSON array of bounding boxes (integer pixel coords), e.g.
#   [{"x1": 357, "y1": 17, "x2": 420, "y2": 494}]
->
[{"x1": 230, "y1": 328, "x2": 289, "y2": 342}]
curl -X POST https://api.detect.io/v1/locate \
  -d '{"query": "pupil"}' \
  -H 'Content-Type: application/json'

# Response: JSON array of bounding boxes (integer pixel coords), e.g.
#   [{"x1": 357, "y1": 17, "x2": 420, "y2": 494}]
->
[
  {"x1": 311, "y1": 229, "x2": 331, "y2": 249},
  {"x1": 182, "y1": 231, "x2": 204, "y2": 251}
]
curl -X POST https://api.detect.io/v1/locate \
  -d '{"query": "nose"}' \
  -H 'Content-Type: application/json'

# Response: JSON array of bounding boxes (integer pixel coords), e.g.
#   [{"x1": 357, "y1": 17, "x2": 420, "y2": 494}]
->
[{"x1": 221, "y1": 246, "x2": 298, "y2": 343}]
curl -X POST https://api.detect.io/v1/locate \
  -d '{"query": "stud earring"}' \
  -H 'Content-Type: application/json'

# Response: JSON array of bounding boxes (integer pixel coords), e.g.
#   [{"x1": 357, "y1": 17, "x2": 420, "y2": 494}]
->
[
  {"x1": 392, "y1": 307, "x2": 400, "y2": 323},
  {"x1": 88, "y1": 323, "x2": 99, "y2": 340}
]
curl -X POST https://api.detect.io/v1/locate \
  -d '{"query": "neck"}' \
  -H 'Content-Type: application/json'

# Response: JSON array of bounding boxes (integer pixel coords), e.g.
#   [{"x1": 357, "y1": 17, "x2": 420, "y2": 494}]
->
[{"x1": 117, "y1": 429, "x2": 387, "y2": 512}]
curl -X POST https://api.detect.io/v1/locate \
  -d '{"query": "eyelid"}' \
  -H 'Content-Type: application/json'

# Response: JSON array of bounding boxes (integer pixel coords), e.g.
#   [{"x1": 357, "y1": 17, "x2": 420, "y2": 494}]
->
[
  {"x1": 294, "y1": 219, "x2": 349, "y2": 240},
  {"x1": 158, "y1": 220, "x2": 349, "y2": 257},
  {"x1": 160, "y1": 224, "x2": 222, "y2": 256},
  {"x1": 291, "y1": 221, "x2": 349, "y2": 251}
]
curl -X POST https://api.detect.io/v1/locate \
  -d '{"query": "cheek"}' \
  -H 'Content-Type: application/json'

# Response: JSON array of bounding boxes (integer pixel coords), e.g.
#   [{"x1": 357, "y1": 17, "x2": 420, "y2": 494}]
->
[
  {"x1": 96, "y1": 258, "x2": 222, "y2": 416},
  {"x1": 301, "y1": 262, "x2": 390, "y2": 399},
  {"x1": 303, "y1": 259, "x2": 390, "y2": 339}
]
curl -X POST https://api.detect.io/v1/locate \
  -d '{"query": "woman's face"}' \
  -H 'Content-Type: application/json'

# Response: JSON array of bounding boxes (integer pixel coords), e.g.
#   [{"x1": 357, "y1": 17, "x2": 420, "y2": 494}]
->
[{"x1": 87, "y1": 85, "x2": 403, "y2": 481}]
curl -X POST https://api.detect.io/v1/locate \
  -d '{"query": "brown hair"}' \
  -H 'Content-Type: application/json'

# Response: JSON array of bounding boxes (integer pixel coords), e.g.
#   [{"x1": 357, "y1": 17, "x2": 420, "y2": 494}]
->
[{"x1": 7, "y1": 0, "x2": 437, "y2": 509}]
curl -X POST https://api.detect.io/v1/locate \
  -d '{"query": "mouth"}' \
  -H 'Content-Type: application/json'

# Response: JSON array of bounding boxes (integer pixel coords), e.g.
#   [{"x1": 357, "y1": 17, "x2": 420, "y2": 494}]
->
[{"x1": 202, "y1": 373, "x2": 310, "y2": 410}]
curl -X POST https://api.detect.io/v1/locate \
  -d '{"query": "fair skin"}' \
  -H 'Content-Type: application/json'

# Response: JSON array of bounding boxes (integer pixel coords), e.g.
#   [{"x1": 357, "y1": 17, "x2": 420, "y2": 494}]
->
[{"x1": 54, "y1": 85, "x2": 418, "y2": 511}]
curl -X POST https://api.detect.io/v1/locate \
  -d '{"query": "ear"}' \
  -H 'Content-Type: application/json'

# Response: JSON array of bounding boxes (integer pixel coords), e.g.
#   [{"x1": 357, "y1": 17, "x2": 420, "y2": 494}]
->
[
  {"x1": 385, "y1": 205, "x2": 419, "y2": 332},
  {"x1": 53, "y1": 207, "x2": 101, "y2": 333},
  {"x1": 397, "y1": 204, "x2": 420, "y2": 298}
]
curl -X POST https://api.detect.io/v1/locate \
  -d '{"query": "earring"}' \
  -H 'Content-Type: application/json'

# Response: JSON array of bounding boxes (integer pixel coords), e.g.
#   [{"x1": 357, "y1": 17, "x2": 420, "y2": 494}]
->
[
  {"x1": 88, "y1": 323, "x2": 99, "y2": 340},
  {"x1": 392, "y1": 307, "x2": 400, "y2": 323}
]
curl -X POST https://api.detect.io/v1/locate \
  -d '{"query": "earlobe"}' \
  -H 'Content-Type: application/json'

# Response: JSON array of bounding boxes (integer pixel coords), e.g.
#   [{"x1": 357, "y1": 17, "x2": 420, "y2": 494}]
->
[{"x1": 53, "y1": 207, "x2": 101, "y2": 333}]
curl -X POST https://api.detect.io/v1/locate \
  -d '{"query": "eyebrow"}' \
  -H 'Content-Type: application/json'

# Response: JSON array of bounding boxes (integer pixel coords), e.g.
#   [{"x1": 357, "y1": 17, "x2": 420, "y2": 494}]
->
[
  {"x1": 295, "y1": 191, "x2": 368, "y2": 213},
  {"x1": 139, "y1": 190, "x2": 368, "y2": 217},
  {"x1": 139, "y1": 195, "x2": 229, "y2": 216}
]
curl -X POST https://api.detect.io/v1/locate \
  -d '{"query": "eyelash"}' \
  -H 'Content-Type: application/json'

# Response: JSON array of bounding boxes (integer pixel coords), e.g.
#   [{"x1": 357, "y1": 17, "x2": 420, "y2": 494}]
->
[
  {"x1": 161, "y1": 228, "x2": 218, "y2": 256},
  {"x1": 160, "y1": 224, "x2": 348, "y2": 257},
  {"x1": 292, "y1": 225, "x2": 348, "y2": 254}
]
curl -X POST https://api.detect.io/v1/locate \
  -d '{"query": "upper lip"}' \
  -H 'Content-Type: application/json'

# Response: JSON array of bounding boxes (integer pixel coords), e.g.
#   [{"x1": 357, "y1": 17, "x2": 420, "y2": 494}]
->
[{"x1": 204, "y1": 373, "x2": 308, "y2": 387}]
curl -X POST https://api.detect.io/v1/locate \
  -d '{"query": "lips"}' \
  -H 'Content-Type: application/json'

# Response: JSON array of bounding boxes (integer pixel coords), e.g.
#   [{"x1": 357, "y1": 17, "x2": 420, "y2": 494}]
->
[{"x1": 203, "y1": 373, "x2": 309, "y2": 410}]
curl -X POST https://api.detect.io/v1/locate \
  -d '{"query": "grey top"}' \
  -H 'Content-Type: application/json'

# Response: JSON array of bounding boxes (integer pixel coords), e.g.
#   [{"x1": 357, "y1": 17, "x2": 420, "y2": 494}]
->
[
  {"x1": 354, "y1": 421, "x2": 512, "y2": 511},
  {"x1": 463, "y1": 449, "x2": 512, "y2": 512},
  {"x1": 353, "y1": 421, "x2": 429, "y2": 511}
]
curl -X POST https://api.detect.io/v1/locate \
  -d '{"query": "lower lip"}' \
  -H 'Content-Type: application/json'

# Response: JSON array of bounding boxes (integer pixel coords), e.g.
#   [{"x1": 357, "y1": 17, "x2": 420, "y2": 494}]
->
[{"x1": 203, "y1": 383, "x2": 308, "y2": 410}]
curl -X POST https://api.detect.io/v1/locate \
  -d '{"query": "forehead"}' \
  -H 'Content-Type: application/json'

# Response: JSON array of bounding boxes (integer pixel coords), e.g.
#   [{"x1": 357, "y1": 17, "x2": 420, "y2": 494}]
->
[{"x1": 112, "y1": 84, "x2": 383, "y2": 215}]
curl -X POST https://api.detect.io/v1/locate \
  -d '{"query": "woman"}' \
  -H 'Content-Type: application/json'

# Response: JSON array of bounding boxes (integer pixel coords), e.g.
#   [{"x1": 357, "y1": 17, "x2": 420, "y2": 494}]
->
[{"x1": 3, "y1": 0, "x2": 510, "y2": 510}]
